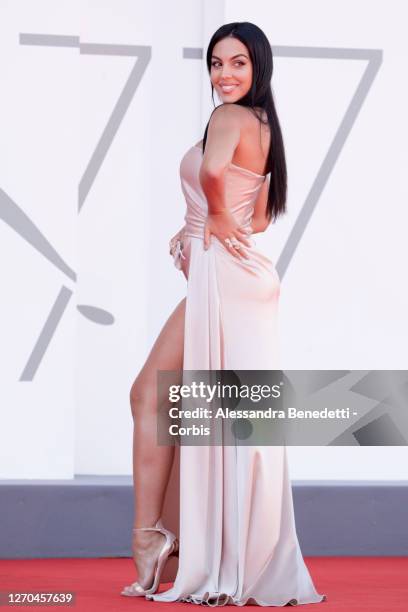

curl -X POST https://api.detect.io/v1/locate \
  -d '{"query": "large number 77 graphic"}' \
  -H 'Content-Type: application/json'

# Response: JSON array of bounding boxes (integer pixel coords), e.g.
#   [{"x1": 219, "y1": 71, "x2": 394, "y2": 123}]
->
[{"x1": 0, "y1": 37, "x2": 381, "y2": 381}]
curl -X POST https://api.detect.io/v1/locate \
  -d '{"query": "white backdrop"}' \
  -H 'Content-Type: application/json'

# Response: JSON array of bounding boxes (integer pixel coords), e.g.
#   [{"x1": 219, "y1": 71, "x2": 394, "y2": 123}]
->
[{"x1": 0, "y1": 0, "x2": 407, "y2": 479}]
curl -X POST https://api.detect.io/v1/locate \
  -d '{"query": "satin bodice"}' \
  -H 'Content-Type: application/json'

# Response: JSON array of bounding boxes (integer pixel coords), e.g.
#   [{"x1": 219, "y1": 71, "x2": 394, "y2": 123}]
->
[{"x1": 179, "y1": 144, "x2": 266, "y2": 240}]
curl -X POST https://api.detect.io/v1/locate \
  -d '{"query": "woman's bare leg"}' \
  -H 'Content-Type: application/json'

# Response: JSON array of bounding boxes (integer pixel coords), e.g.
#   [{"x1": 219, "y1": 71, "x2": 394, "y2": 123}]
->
[{"x1": 128, "y1": 296, "x2": 185, "y2": 589}]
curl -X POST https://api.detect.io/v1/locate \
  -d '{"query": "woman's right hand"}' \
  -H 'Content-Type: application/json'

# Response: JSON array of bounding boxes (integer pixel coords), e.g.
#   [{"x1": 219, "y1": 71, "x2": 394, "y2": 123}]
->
[
  {"x1": 169, "y1": 226, "x2": 185, "y2": 257},
  {"x1": 203, "y1": 209, "x2": 252, "y2": 259}
]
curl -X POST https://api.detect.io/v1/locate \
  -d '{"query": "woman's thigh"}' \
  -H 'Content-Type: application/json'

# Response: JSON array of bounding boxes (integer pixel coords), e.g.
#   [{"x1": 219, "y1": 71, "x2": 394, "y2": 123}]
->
[{"x1": 130, "y1": 297, "x2": 186, "y2": 415}]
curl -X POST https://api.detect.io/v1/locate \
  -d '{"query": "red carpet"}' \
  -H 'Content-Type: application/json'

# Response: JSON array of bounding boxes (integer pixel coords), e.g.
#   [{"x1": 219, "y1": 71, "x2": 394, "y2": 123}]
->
[{"x1": 0, "y1": 557, "x2": 406, "y2": 610}]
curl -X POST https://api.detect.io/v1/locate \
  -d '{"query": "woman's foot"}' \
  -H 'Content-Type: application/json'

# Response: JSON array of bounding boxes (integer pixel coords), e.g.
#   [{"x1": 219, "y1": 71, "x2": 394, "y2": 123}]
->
[
  {"x1": 131, "y1": 528, "x2": 167, "y2": 590},
  {"x1": 121, "y1": 519, "x2": 179, "y2": 597}
]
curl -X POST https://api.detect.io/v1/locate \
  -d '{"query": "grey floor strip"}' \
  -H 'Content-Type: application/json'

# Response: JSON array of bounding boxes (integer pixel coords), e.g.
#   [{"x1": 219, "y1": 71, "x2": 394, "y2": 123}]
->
[{"x1": 0, "y1": 478, "x2": 406, "y2": 558}]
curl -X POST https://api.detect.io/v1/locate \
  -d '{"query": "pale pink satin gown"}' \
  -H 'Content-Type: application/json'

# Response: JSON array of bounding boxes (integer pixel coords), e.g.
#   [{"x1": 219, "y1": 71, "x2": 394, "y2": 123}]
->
[{"x1": 148, "y1": 143, "x2": 326, "y2": 606}]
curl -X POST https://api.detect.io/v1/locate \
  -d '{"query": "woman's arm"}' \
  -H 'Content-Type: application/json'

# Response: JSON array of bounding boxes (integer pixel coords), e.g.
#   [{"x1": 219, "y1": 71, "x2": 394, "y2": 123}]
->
[
  {"x1": 199, "y1": 104, "x2": 241, "y2": 211},
  {"x1": 199, "y1": 104, "x2": 252, "y2": 259}
]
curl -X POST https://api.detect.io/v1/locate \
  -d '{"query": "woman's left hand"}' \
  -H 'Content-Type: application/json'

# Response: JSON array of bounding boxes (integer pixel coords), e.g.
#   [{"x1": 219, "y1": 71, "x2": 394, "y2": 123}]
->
[{"x1": 203, "y1": 209, "x2": 252, "y2": 260}]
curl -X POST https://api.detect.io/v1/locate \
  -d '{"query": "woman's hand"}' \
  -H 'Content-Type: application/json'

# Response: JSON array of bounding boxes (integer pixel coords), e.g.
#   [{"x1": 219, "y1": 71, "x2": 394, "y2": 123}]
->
[
  {"x1": 203, "y1": 209, "x2": 252, "y2": 260},
  {"x1": 169, "y1": 226, "x2": 185, "y2": 257}
]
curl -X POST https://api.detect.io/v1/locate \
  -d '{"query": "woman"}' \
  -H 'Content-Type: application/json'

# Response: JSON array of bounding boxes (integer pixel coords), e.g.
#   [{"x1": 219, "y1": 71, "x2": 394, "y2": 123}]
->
[{"x1": 122, "y1": 21, "x2": 326, "y2": 606}]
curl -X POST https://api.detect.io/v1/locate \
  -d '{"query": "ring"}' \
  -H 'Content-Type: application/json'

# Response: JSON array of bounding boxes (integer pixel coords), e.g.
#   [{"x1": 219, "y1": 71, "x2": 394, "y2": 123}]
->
[{"x1": 225, "y1": 237, "x2": 241, "y2": 250}]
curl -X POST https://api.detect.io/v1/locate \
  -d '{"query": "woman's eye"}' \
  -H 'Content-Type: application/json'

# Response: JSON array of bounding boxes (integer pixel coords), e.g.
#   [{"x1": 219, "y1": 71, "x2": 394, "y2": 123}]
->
[{"x1": 211, "y1": 61, "x2": 245, "y2": 67}]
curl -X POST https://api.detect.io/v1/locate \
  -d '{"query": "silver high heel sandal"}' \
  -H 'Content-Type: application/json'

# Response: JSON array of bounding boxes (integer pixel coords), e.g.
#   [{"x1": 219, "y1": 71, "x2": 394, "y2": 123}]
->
[{"x1": 121, "y1": 519, "x2": 179, "y2": 597}]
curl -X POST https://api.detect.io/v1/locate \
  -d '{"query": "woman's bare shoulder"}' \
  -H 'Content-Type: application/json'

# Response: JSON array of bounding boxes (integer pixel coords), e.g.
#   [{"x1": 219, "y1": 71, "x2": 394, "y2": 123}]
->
[{"x1": 209, "y1": 103, "x2": 251, "y2": 125}]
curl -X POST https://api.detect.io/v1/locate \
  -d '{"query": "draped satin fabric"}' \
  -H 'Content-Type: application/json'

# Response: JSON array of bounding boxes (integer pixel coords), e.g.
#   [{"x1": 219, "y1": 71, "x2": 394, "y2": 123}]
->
[{"x1": 147, "y1": 144, "x2": 326, "y2": 606}]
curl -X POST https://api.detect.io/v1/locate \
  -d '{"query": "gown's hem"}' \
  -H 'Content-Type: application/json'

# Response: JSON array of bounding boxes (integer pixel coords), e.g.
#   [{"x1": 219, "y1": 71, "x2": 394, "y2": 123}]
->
[{"x1": 147, "y1": 590, "x2": 327, "y2": 607}]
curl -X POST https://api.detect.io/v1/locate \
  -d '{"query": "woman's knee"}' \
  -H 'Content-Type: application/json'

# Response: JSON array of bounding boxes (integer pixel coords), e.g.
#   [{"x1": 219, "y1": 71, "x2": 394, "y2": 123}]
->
[{"x1": 129, "y1": 375, "x2": 156, "y2": 419}]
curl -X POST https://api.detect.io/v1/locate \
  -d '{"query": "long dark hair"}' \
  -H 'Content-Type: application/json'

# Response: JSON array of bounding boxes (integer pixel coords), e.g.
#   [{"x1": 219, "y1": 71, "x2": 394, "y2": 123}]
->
[{"x1": 202, "y1": 22, "x2": 287, "y2": 222}]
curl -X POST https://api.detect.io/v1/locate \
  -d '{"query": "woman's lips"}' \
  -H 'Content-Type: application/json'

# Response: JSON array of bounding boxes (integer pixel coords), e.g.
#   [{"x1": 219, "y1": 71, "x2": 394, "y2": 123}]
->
[{"x1": 219, "y1": 84, "x2": 238, "y2": 93}]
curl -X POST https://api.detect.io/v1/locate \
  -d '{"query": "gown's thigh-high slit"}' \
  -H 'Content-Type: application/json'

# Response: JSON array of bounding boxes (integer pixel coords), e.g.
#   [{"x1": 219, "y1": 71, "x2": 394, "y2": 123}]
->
[{"x1": 131, "y1": 297, "x2": 185, "y2": 532}]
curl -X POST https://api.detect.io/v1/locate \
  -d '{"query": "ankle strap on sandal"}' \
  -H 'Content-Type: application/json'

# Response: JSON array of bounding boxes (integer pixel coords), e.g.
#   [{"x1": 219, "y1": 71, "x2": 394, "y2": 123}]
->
[{"x1": 132, "y1": 518, "x2": 171, "y2": 535}]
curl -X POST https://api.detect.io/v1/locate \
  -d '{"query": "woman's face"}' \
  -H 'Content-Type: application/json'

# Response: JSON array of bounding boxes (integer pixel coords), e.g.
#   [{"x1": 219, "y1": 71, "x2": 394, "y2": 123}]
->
[{"x1": 210, "y1": 37, "x2": 253, "y2": 103}]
